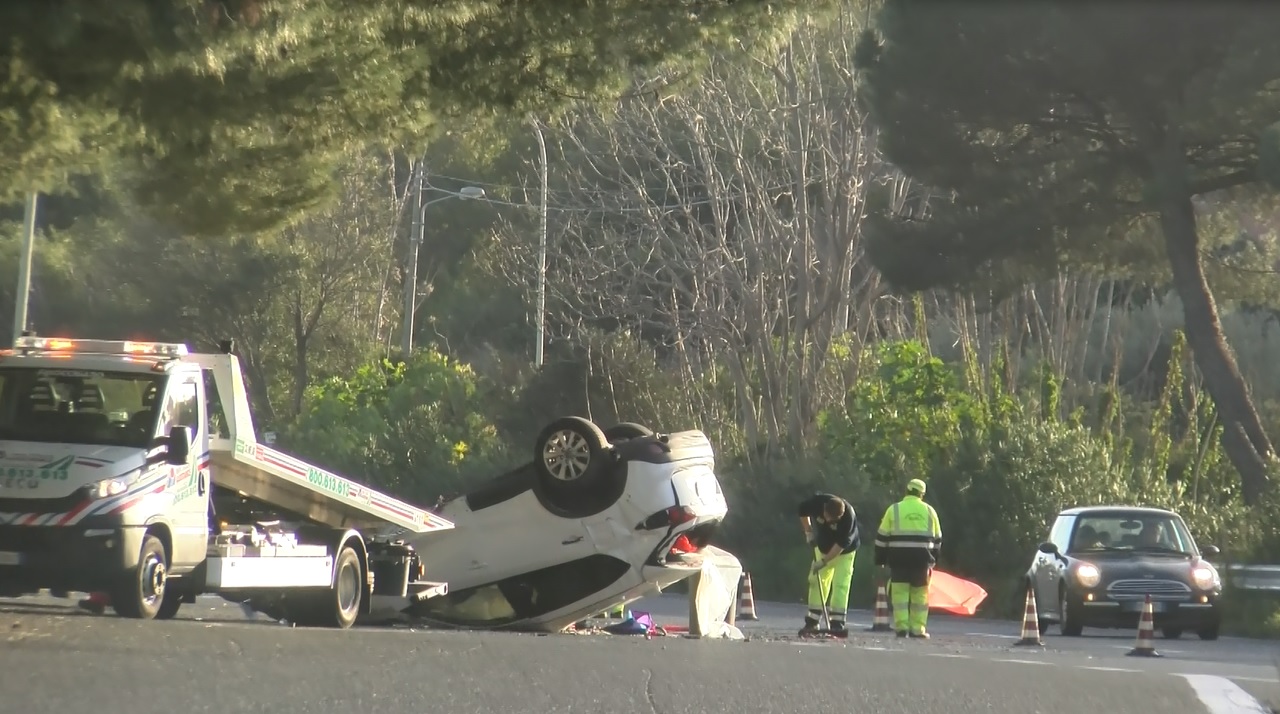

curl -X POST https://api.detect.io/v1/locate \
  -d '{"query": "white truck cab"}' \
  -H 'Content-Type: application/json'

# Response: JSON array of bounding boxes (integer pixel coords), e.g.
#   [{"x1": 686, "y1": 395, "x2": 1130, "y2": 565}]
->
[{"x1": 0, "y1": 336, "x2": 454, "y2": 627}]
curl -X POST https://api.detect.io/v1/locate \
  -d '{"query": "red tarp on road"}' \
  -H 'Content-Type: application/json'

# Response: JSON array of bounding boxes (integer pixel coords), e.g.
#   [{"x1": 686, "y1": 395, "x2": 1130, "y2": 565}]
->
[{"x1": 928, "y1": 570, "x2": 988, "y2": 616}]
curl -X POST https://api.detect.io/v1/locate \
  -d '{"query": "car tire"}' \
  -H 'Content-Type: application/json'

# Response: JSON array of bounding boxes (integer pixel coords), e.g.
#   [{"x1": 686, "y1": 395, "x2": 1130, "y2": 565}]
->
[
  {"x1": 1059, "y1": 587, "x2": 1083, "y2": 636},
  {"x1": 534, "y1": 416, "x2": 611, "y2": 497},
  {"x1": 603, "y1": 422, "x2": 653, "y2": 443},
  {"x1": 1196, "y1": 623, "x2": 1220, "y2": 641},
  {"x1": 111, "y1": 533, "x2": 168, "y2": 620},
  {"x1": 1161, "y1": 627, "x2": 1183, "y2": 639}
]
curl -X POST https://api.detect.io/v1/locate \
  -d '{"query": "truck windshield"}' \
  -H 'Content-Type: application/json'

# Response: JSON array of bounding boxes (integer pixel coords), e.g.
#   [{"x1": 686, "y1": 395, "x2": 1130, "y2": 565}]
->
[{"x1": 0, "y1": 367, "x2": 166, "y2": 449}]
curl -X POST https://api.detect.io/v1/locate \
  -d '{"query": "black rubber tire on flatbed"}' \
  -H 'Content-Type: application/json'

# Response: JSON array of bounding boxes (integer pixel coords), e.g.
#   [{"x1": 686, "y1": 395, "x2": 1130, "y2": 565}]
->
[{"x1": 603, "y1": 422, "x2": 653, "y2": 442}]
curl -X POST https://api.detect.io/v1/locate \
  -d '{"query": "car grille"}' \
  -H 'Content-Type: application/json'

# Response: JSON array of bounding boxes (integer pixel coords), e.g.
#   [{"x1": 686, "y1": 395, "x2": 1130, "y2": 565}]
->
[{"x1": 1106, "y1": 579, "x2": 1191, "y2": 601}]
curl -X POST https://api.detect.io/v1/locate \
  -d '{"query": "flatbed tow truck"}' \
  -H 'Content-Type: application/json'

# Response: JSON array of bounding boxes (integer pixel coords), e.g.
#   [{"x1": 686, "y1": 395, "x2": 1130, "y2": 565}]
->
[{"x1": 0, "y1": 336, "x2": 455, "y2": 628}]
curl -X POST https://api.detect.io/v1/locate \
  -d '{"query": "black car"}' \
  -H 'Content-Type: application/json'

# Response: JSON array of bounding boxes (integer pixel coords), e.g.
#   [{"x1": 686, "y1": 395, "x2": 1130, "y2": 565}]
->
[{"x1": 1025, "y1": 506, "x2": 1223, "y2": 640}]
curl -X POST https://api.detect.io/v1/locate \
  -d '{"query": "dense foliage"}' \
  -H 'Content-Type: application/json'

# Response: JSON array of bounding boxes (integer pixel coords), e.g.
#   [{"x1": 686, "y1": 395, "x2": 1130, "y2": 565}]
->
[
  {"x1": 2, "y1": 0, "x2": 819, "y2": 234},
  {"x1": 852, "y1": 0, "x2": 1280, "y2": 503}
]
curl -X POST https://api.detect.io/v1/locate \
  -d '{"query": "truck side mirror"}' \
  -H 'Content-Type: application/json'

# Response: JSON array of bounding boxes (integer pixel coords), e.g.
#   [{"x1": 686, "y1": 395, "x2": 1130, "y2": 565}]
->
[
  {"x1": 1202, "y1": 544, "x2": 1220, "y2": 557},
  {"x1": 1037, "y1": 541, "x2": 1058, "y2": 555},
  {"x1": 166, "y1": 426, "x2": 191, "y2": 466}
]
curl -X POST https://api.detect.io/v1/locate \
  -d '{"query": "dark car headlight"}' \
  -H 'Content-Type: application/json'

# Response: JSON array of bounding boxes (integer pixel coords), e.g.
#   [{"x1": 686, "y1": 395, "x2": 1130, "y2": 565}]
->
[
  {"x1": 1191, "y1": 565, "x2": 1217, "y2": 590},
  {"x1": 1074, "y1": 563, "x2": 1101, "y2": 588}
]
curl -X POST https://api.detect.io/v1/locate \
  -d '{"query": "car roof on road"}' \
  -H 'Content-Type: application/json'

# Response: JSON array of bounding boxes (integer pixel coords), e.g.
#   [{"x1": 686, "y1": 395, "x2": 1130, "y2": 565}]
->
[{"x1": 1058, "y1": 505, "x2": 1178, "y2": 517}]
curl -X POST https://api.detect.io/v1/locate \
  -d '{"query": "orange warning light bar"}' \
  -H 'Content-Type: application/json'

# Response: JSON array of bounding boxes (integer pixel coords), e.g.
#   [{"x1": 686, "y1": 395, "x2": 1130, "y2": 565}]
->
[{"x1": 14, "y1": 336, "x2": 189, "y2": 357}]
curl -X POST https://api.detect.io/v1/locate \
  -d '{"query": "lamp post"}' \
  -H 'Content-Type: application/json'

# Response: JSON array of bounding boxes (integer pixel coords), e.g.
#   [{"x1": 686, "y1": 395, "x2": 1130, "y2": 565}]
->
[
  {"x1": 401, "y1": 169, "x2": 484, "y2": 357},
  {"x1": 11, "y1": 191, "x2": 38, "y2": 345},
  {"x1": 530, "y1": 117, "x2": 548, "y2": 368}
]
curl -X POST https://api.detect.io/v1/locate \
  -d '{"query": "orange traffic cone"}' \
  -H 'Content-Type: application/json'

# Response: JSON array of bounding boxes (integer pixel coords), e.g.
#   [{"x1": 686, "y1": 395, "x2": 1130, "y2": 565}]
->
[
  {"x1": 1126, "y1": 595, "x2": 1162, "y2": 658},
  {"x1": 737, "y1": 572, "x2": 758, "y2": 620},
  {"x1": 1013, "y1": 586, "x2": 1043, "y2": 647},
  {"x1": 869, "y1": 582, "x2": 892, "y2": 632}
]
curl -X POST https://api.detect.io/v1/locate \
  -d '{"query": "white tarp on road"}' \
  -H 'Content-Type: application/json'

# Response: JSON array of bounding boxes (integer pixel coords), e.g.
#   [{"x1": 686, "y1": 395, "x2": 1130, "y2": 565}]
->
[{"x1": 688, "y1": 545, "x2": 745, "y2": 640}]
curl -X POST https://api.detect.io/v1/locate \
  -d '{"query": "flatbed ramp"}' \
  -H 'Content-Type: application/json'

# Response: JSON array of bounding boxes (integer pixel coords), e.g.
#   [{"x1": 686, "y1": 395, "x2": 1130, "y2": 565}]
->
[{"x1": 212, "y1": 438, "x2": 454, "y2": 535}]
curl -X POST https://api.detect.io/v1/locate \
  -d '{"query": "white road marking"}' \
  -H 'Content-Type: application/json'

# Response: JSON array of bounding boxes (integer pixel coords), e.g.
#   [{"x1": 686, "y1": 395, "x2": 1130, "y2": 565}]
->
[
  {"x1": 1227, "y1": 676, "x2": 1280, "y2": 684},
  {"x1": 994, "y1": 659, "x2": 1051, "y2": 666},
  {"x1": 1179, "y1": 674, "x2": 1272, "y2": 714},
  {"x1": 1079, "y1": 666, "x2": 1142, "y2": 674},
  {"x1": 965, "y1": 632, "x2": 1018, "y2": 639},
  {"x1": 926, "y1": 653, "x2": 970, "y2": 659}
]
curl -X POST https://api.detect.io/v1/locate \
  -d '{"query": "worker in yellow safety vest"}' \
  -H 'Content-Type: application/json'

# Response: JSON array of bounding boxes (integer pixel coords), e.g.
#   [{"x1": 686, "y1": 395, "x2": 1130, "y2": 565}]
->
[{"x1": 873, "y1": 478, "x2": 942, "y2": 639}]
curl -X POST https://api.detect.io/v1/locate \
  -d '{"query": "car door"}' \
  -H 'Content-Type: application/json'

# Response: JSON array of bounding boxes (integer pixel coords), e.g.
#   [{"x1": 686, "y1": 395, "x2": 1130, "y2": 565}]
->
[
  {"x1": 1037, "y1": 514, "x2": 1076, "y2": 617},
  {"x1": 1029, "y1": 544, "x2": 1054, "y2": 614},
  {"x1": 154, "y1": 373, "x2": 208, "y2": 569}
]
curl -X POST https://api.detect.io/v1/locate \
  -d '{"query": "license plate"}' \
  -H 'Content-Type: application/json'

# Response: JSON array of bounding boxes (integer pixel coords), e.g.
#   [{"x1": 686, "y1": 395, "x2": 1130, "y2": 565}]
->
[
  {"x1": 1123, "y1": 599, "x2": 1165, "y2": 613},
  {"x1": 0, "y1": 551, "x2": 22, "y2": 566}
]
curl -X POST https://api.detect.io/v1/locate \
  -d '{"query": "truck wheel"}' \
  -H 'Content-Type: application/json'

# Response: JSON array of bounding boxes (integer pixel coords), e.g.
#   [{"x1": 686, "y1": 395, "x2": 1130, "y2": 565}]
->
[
  {"x1": 156, "y1": 588, "x2": 184, "y2": 620},
  {"x1": 534, "y1": 417, "x2": 610, "y2": 496},
  {"x1": 325, "y1": 546, "x2": 362, "y2": 629},
  {"x1": 603, "y1": 422, "x2": 653, "y2": 443},
  {"x1": 112, "y1": 534, "x2": 168, "y2": 620}
]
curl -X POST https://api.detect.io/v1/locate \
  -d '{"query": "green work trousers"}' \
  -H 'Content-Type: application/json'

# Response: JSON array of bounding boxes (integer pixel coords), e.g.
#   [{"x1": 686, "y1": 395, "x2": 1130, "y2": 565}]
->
[
  {"x1": 889, "y1": 567, "x2": 931, "y2": 634},
  {"x1": 807, "y1": 547, "x2": 856, "y2": 625}
]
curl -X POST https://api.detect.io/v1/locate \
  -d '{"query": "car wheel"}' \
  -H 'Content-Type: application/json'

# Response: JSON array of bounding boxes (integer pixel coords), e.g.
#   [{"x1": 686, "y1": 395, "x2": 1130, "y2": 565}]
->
[
  {"x1": 1196, "y1": 623, "x2": 1220, "y2": 641},
  {"x1": 1161, "y1": 627, "x2": 1183, "y2": 639},
  {"x1": 534, "y1": 416, "x2": 610, "y2": 495},
  {"x1": 603, "y1": 422, "x2": 653, "y2": 443},
  {"x1": 1059, "y1": 587, "x2": 1083, "y2": 636}
]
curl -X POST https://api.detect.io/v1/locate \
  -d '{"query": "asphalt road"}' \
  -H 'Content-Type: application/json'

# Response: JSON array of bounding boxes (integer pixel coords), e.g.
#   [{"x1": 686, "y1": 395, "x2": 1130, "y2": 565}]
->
[
  {"x1": 670, "y1": 595, "x2": 1280, "y2": 707},
  {"x1": 1, "y1": 593, "x2": 1276, "y2": 714}
]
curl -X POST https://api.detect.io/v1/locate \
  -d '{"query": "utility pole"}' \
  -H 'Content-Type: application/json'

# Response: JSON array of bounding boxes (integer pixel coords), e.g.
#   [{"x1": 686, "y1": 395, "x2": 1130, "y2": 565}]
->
[
  {"x1": 401, "y1": 160, "x2": 426, "y2": 357},
  {"x1": 531, "y1": 116, "x2": 548, "y2": 368},
  {"x1": 12, "y1": 191, "x2": 38, "y2": 345}
]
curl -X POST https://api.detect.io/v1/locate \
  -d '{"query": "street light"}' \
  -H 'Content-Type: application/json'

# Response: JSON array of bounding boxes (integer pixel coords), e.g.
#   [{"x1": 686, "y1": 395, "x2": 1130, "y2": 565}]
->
[
  {"x1": 401, "y1": 169, "x2": 485, "y2": 357},
  {"x1": 11, "y1": 191, "x2": 38, "y2": 345}
]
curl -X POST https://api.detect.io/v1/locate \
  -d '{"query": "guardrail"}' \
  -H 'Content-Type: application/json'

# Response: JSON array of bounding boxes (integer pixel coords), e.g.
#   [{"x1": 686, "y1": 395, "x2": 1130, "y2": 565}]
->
[{"x1": 1224, "y1": 564, "x2": 1280, "y2": 592}]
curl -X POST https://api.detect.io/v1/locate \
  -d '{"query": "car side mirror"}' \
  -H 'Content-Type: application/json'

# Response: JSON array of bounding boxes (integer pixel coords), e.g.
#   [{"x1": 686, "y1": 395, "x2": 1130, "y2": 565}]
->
[
  {"x1": 1037, "y1": 542, "x2": 1058, "y2": 555},
  {"x1": 1202, "y1": 544, "x2": 1220, "y2": 557},
  {"x1": 166, "y1": 426, "x2": 191, "y2": 466}
]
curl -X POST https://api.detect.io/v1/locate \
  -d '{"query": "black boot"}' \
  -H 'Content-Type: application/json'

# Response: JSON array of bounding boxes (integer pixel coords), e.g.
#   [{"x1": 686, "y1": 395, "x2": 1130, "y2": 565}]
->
[
  {"x1": 829, "y1": 620, "x2": 848, "y2": 639},
  {"x1": 798, "y1": 617, "x2": 821, "y2": 637}
]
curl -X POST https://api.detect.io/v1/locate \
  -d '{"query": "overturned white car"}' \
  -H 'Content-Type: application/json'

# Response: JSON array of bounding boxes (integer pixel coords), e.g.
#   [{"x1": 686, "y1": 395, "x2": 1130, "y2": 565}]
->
[{"x1": 394, "y1": 416, "x2": 728, "y2": 632}]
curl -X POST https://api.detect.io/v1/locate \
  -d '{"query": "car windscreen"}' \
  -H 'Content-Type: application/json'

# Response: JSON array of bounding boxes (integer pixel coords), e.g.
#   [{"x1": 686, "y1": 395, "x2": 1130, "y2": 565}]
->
[
  {"x1": 1068, "y1": 513, "x2": 1196, "y2": 555},
  {"x1": 0, "y1": 367, "x2": 166, "y2": 449}
]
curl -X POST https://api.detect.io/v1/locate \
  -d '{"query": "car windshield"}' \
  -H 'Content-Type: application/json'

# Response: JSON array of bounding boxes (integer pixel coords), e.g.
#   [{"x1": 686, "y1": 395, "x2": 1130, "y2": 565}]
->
[
  {"x1": 414, "y1": 583, "x2": 523, "y2": 627},
  {"x1": 0, "y1": 367, "x2": 166, "y2": 449},
  {"x1": 1068, "y1": 512, "x2": 1197, "y2": 555}
]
